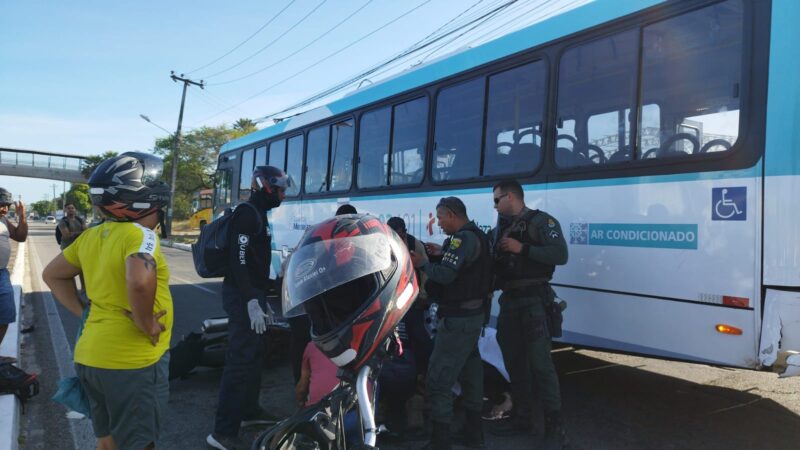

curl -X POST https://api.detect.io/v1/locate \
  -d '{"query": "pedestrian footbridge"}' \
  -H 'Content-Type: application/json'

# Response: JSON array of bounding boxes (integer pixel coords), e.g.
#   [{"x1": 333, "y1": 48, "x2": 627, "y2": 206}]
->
[{"x1": 0, "y1": 147, "x2": 88, "y2": 183}]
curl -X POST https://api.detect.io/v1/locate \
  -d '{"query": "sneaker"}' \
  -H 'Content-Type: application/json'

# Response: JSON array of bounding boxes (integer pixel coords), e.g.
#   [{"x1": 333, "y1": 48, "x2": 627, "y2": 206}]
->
[
  {"x1": 241, "y1": 407, "x2": 282, "y2": 427},
  {"x1": 206, "y1": 433, "x2": 245, "y2": 450}
]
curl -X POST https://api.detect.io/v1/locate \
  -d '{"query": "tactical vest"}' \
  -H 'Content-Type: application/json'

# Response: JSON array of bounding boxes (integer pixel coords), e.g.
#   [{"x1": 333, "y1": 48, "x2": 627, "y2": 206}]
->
[
  {"x1": 440, "y1": 222, "x2": 493, "y2": 309},
  {"x1": 495, "y1": 209, "x2": 555, "y2": 283}
]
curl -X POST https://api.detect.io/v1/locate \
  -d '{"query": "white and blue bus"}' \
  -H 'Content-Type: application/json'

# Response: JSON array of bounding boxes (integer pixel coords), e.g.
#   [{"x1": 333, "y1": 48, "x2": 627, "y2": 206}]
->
[{"x1": 213, "y1": 0, "x2": 800, "y2": 376}]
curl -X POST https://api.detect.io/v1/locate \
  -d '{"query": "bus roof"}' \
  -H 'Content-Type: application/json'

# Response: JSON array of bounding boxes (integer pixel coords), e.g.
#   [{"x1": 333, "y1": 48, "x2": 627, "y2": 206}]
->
[{"x1": 220, "y1": 0, "x2": 664, "y2": 155}]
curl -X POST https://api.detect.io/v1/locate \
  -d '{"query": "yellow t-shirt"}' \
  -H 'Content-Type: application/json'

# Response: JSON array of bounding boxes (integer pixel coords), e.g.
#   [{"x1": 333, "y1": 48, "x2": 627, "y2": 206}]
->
[{"x1": 63, "y1": 221, "x2": 173, "y2": 369}]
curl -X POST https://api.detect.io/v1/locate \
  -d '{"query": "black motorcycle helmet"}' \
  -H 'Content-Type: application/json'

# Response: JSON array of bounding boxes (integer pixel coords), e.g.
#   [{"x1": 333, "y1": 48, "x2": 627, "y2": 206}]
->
[
  {"x1": 88, "y1": 152, "x2": 170, "y2": 221},
  {"x1": 251, "y1": 165, "x2": 291, "y2": 209}
]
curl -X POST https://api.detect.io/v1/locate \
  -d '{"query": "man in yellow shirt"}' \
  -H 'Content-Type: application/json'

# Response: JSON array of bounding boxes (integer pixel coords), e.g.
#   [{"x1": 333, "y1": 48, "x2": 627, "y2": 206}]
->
[{"x1": 44, "y1": 152, "x2": 172, "y2": 450}]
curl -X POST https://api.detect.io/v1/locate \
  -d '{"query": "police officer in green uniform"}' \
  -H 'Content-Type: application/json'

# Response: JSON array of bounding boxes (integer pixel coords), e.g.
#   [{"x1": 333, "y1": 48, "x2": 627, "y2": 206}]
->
[
  {"x1": 490, "y1": 180, "x2": 567, "y2": 450},
  {"x1": 409, "y1": 197, "x2": 492, "y2": 450}
]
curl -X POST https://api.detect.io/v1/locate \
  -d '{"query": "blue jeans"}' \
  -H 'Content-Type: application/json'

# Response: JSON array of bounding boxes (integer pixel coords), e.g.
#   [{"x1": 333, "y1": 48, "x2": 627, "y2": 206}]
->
[
  {"x1": 0, "y1": 268, "x2": 15, "y2": 325},
  {"x1": 213, "y1": 284, "x2": 265, "y2": 437}
]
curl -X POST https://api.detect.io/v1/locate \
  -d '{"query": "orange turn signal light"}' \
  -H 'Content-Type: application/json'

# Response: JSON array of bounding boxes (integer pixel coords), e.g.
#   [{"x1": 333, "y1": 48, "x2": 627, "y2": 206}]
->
[{"x1": 715, "y1": 324, "x2": 743, "y2": 335}]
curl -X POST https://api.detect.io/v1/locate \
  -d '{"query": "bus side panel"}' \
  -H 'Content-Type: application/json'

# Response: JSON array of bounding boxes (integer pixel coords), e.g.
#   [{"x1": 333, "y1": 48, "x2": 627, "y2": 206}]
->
[
  {"x1": 546, "y1": 175, "x2": 761, "y2": 368},
  {"x1": 557, "y1": 287, "x2": 759, "y2": 367},
  {"x1": 762, "y1": 0, "x2": 800, "y2": 287}
]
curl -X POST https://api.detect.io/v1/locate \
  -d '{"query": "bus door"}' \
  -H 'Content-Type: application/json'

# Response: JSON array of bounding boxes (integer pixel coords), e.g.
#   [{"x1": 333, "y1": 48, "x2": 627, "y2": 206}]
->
[{"x1": 213, "y1": 168, "x2": 233, "y2": 219}]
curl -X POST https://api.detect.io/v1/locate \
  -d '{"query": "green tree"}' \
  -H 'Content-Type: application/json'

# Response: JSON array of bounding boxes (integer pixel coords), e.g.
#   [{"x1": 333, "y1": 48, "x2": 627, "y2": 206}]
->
[
  {"x1": 81, "y1": 151, "x2": 119, "y2": 178},
  {"x1": 153, "y1": 124, "x2": 241, "y2": 220},
  {"x1": 233, "y1": 118, "x2": 258, "y2": 136},
  {"x1": 65, "y1": 183, "x2": 92, "y2": 215},
  {"x1": 30, "y1": 200, "x2": 53, "y2": 217}
]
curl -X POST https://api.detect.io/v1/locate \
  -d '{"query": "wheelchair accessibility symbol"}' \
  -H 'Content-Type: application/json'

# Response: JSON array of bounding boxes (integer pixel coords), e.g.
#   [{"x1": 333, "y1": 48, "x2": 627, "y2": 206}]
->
[{"x1": 712, "y1": 187, "x2": 746, "y2": 221}]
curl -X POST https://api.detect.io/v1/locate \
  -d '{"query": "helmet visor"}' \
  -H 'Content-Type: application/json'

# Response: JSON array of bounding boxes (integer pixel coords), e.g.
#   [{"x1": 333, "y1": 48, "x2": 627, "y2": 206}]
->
[
  {"x1": 273, "y1": 171, "x2": 291, "y2": 189},
  {"x1": 123, "y1": 152, "x2": 164, "y2": 184},
  {"x1": 282, "y1": 233, "x2": 393, "y2": 317}
]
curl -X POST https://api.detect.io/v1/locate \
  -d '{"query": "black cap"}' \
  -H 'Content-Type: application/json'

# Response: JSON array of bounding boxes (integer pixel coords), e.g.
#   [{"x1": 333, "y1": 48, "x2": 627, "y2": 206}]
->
[
  {"x1": 335, "y1": 204, "x2": 357, "y2": 215},
  {"x1": 386, "y1": 217, "x2": 406, "y2": 232},
  {"x1": 0, "y1": 188, "x2": 12, "y2": 205}
]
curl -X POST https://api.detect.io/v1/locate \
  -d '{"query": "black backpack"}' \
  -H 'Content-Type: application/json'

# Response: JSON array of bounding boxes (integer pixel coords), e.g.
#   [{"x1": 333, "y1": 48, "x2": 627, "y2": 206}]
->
[
  {"x1": 0, "y1": 363, "x2": 40, "y2": 406},
  {"x1": 192, "y1": 202, "x2": 262, "y2": 278},
  {"x1": 55, "y1": 216, "x2": 84, "y2": 245}
]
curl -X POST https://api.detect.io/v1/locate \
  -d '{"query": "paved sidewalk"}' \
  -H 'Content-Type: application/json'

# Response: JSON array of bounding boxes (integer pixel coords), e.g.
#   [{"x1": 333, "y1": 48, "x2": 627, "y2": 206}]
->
[{"x1": 0, "y1": 241, "x2": 27, "y2": 450}]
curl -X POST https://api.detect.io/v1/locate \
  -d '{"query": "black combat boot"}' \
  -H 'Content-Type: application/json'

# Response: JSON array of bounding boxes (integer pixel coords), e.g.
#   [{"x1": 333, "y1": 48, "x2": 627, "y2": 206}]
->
[
  {"x1": 488, "y1": 412, "x2": 534, "y2": 437},
  {"x1": 452, "y1": 410, "x2": 485, "y2": 449},
  {"x1": 542, "y1": 411, "x2": 567, "y2": 450},
  {"x1": 421, "y1": 421, "x2": 451, "y2": 450}
]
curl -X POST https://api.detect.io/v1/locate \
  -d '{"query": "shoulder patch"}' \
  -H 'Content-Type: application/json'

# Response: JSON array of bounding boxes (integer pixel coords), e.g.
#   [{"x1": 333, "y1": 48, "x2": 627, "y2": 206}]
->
[
  {"x1": 134, "y1": 223, "x2": 158, "y2": 255},
  {"x1": 449, "y1": 237, "x2": 462, "y2": 250},
  {"x1": 548, "y1": 218, "x2": 556, "y2": 228}
]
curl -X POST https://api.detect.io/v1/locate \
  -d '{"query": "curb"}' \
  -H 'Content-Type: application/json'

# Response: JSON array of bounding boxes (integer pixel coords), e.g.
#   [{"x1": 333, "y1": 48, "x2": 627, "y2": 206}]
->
[
  {"x1": 0, "y1": 241, "x2": 27, "y2": 450},
  {"x1": 160, "y1": 239, "x2": 192, "y2": 252}
]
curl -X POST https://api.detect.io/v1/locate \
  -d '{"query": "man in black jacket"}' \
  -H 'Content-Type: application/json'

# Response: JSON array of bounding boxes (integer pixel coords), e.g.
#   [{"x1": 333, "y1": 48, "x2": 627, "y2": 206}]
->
[{"x1": 207, "y1": 166, "x2": 290, "y2": 450}]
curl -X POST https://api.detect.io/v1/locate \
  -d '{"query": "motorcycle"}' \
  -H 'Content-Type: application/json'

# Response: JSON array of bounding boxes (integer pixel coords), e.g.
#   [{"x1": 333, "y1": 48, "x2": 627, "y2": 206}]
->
[{"x1": 251, "y1": 334, "x2": 402, "y2": 450}]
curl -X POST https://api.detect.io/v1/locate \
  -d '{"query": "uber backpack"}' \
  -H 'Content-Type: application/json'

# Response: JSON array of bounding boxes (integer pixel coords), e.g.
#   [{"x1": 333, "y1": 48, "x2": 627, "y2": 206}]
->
[
  {"x1": 192, "y1": 202, "x2": 263, "y2": 278},
  {"x1": 0, "y1": 362, "x2": 40, "y2": 406}
]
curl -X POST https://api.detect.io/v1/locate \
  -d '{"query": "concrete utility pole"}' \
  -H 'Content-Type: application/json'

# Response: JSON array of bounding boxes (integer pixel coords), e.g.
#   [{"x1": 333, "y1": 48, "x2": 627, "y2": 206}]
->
[{"x1": 167, "y1": 71, "x2": 204, "y2": 237}]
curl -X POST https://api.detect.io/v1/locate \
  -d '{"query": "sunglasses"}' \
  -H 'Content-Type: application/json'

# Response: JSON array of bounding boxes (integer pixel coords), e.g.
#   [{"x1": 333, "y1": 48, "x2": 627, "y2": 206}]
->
[{"x1": 493, "y1": 193, "x2": 508, "y2": 205}]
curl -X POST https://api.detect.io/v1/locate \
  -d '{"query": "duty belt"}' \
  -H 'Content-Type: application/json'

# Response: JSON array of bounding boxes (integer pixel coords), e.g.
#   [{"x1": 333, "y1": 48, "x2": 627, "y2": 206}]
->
[
  {"x1": 438, "y1": 298, "x2": 485, "y2": 317},
  {"x1": 502, "y1": 278, "x2": 550, "y2": 290}
]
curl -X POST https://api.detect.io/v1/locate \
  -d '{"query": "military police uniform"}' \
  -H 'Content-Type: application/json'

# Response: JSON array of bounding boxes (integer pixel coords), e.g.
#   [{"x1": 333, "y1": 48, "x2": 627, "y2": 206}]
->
[
  {"x1": 422, "y1": 220, "x2": 492, "y2": 449},
  {"x1": 493, "y1": 207, "x2": 568, "y2": 448}
]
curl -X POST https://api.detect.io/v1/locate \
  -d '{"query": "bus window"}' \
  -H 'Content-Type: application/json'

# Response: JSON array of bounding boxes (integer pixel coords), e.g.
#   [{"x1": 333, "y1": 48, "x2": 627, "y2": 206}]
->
[
  {"x1": 639, "y1": 104, "x2": 662, "y2": 157},
  {"x1": 357, "y1": 107, "x2": 391, "y2": 189},
  {"x1": 390, "y1": 97, "x2": 428, "y2": 185},
  {"x1": 330, "y1": 119, "x2": 354, "y2": 192},
  {"x1": 305, "y1": 126, "x2": 330, "y2": 194},
  {"x1": 587, "y1": 110, "x2": 621, "y2": 163},
  {"x1": 639, "y1": 0, "x2": 743, "y2": 159},
  {"x1": 239, "y1": 149, "x2": 254, "y2": 200},
  {"x1": 484, "y1": 61, "x2": 546, "y2": 176},
  {"x1": 269, "y1": 139, "x2": 286, "y2": 171},
  {"x1": 556, "y1": 29, "x2": 638, "y2": 168},
  {"x1": 286, "y1": 135, "x2": 303, "y2": 196},
  {"x1": 433, "y1": 77, "x2": 485, "y2": 181},
  {"x1": 255, "y1": 145, "x2": 267, "y2": 166}
]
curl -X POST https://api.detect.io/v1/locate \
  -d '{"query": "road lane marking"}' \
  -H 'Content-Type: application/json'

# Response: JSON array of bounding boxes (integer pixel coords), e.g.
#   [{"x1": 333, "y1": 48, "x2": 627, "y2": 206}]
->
[
  {"x1": 28, "y1": 241, "x2": 96, "y2": 450},
  {"x1": 170, "y1": 274, "x2": 219, "y2": 295}
]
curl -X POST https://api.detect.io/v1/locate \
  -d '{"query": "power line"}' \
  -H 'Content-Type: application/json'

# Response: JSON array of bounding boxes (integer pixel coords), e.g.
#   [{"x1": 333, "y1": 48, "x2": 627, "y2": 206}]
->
[
  {"x1": 202, "y1": 0, "x2": 328, "y2": 79},
  {"x1": 194, "y1": 87, "x2": 251, "y2": 118},
  {"x1": 210, "y1": 0, "x2": 374, "y2": 86},
  {"x1": 192, "y1": 0, "x2": 434, "y2": 126},
  {"x1": 185, "y1": 0, "x2": 298, "y2": 75},
  {"x1": 254, "y1": 0, "x2": 520, "y2": 122},
  {"x1": 463, "y1": 0, "x2": 586, "y2": 48},
  {"x1": 200, "y1": 0, "x2": 509, "y2": 124},
  {"x1": 407, "y1": 0, "x2": 521, "y2": 66}
]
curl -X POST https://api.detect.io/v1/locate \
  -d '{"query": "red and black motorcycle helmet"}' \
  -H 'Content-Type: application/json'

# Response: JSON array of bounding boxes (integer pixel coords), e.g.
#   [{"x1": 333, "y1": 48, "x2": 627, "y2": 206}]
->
[
  {"x1": 282, "y1": 214, "x2": 418, "y2": 370},
  {"x1": 88, "y1": 152, "x2": 170, "y2": 221}
]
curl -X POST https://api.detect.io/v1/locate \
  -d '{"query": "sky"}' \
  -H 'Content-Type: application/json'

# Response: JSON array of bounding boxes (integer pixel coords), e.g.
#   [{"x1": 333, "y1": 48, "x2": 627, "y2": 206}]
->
[{"x1": 0, "y1": 0, "x2": 587, "y2": 204}]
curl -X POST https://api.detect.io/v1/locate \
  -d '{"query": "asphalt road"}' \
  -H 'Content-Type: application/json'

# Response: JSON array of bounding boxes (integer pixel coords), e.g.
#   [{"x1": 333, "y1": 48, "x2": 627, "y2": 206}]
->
[{"x1": 15, "y1": 222, "x2": 800, "y2": 449}]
